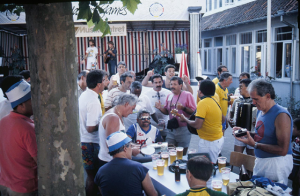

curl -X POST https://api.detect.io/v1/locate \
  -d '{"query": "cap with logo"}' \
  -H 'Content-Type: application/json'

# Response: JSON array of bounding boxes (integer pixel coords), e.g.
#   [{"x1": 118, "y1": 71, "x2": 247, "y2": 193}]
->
[
  {"x1": 5, "y1": 79, "x2": 31, "y2": 108},
  {"x1": 106, "y1": 131, "x2": 132, "y2": 153}
]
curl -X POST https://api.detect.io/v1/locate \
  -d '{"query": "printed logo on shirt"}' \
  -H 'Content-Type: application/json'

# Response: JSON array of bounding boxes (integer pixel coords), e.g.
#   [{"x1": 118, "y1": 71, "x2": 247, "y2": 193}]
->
[
  {"x1": 254, "y1": 120, "x2": 264, "y2": 142},
  {"x1": 138, "y1": 132, "x2": 144, "y2": 136}
]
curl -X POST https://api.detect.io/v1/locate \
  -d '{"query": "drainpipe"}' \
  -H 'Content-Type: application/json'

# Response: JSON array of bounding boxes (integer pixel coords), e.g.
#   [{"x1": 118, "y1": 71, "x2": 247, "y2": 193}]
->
[{"x1": 280, "y1": 15, "x2": 295, "y2": 103}]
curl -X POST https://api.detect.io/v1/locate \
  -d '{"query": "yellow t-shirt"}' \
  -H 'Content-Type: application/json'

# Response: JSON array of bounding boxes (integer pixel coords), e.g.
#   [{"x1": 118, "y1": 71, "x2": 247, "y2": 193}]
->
[
  {"x1": 215, "y1": 83, "x2": 228, "y2": 116},
  {"x1": 99, "y1": 93, "x2": 105, "y2": 115},
  {"x1": 195, "y1": 96, "x2": 223, "y2": 141},
  {"x1": 196, "y1": 93, "x2": 219, "y2": 105},
  {"x1": 212, "y1": 77, "x2": 219, "y2": 84}
]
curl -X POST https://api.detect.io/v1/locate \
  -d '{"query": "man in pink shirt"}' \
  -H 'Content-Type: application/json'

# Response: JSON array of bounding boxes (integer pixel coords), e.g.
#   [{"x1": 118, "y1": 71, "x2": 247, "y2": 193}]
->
[
  {"x1": 155, "y1": 76, "x2": 196, "y2": 154},
  {"x1": 0, "y1": 76, "x2": 37, "y2": 196}
]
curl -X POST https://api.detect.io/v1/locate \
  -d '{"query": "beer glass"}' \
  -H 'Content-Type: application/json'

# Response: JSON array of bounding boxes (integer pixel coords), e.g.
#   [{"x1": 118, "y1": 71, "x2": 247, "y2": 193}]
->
[
  {"x1": 212, "y1": 180, "x2": 222, "y2": 192},
  {"x1": 217, "y1": 157, "x2": 227, "y2": 173},
  {"x1": 157, "y1": 119, "x2": 165, "y2": 132},
  {"x1": 169, "y1": 149, "x2": 177, "y2": 164},
  {"x1": 161, "y1": 152, "x2": 169, "y2": 167},
  {"x1": 221, "y1": 167, "x2": 231, "y2": 186},
  {"x1": 151, "y1": 154, "x2": 160, "y2": 170},
  {"x1": 176, "y1": 147, "x2": 183, "y2": 160},
  {"x1": 156, "y1": 159, "x2": 165, "y2": 176}
]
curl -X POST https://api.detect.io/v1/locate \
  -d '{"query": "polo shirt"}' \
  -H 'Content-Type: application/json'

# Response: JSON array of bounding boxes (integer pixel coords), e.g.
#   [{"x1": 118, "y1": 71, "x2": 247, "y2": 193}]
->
[
  {"x1": 0, "y1": 112, "x2": 37, "y2": 193},
  {"x1": 176, "y1": 187, "x2": 228, "y2": 196},
  {"x1": 215, "y1": 83, "x2": 229, "y2": 116},
  {"x1": 195, "y1": 96, "x2": 223, "y2": 141},
  {"x1": 79, "y1": 88, "x2": 102, "y2": 143}
]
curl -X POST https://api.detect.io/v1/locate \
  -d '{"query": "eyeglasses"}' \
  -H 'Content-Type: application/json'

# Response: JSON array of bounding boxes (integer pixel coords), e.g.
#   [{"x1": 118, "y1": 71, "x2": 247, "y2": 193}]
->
[{"x1": 139, "y1": 117, "x2": 151, "y2": 121}]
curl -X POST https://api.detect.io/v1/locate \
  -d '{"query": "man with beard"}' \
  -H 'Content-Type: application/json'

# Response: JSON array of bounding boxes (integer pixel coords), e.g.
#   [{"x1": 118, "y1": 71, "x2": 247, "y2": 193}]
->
[
  {"x1": 142, "y1": 65, "x2": 193, "y2": 94},
  {"x1": 155, "y1": 76, "x2": 196, "y2": 154},
  {"x1": 127, "y1": 109, "x2": 163, "y2": 144},
  {"x1": 82, "y1": 39, "x2": 98, "y2": 70},
  {"x1": 143, "y1": 74, "x2": 171, "y2": 140}
]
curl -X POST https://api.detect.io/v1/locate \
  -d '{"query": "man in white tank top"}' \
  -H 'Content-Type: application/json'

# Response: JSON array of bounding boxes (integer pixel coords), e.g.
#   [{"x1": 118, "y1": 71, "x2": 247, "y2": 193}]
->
[{"x1": 98, "y1": 94, "x2": 141, "y2": 167}]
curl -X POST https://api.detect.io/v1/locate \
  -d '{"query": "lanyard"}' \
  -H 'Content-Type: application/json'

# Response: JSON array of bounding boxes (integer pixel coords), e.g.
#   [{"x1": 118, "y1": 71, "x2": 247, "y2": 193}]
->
[{"x1": 169, "y1": 92, "x2": 182, "y2": 111}]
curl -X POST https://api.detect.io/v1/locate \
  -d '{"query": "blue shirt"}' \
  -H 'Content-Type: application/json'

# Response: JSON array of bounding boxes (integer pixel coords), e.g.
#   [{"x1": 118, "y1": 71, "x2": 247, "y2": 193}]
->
[
  {"x1": 254, "y1": 104, "x2": 293, "y2": 158},
  {"x1": 127, "y1": 124, "x2": 163, "y2": 143},
  {"x1": 94, "y1": 158, "x2": 148, "y2": 196}
]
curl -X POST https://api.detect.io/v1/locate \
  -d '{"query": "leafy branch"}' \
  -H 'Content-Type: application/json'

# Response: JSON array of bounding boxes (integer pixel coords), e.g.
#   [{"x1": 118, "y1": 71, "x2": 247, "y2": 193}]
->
[{"x1": 78, "y1": 0, "x2": 141, "y2": 36}]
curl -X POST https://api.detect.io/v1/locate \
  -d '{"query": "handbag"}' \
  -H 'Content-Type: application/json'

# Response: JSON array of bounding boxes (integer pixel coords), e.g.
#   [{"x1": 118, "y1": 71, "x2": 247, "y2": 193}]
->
[
  {"x1": 167, "y1": 92, "x2": 182, "y2": 130},
  {"x1": 187, "y1": 110, "x2": 198, "y2": 135}
]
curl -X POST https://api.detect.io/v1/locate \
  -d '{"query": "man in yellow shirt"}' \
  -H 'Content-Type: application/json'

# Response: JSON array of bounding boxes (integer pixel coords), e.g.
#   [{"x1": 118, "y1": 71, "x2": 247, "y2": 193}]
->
[
  {"x1": 215, "y1": 72, "x2": 233, "y2": 133},
  {"x1": 212, "y1": 65, "x2": 228, "y2": 84},
  {"x1": 180, "y1": 80, "x2": 223, "y2": 164}
]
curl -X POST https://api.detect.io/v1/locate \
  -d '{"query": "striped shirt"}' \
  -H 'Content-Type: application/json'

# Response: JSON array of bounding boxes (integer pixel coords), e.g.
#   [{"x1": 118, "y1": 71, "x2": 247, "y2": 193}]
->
[{"x1": 292, "y1": 137, "x2": 300, "y2": 166}]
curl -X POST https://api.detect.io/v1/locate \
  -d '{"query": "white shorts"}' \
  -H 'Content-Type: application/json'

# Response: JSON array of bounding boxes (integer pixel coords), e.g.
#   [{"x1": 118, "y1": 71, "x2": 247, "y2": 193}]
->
[
  {"x1": 253, "y1": 154, "x2": 293, "y2": 185},
  {"x1": 198, "y1": 137, "x2": 224, "y2": 164},
  {"x1": 234, "y1": 138, "x2": 254, "y2": 149}
]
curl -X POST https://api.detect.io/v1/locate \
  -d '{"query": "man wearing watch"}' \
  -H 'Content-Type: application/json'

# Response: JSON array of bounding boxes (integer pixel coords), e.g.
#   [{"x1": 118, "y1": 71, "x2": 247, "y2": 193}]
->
[{"x1": 234, "y1": 79, "x2": 293, "y2": 185}]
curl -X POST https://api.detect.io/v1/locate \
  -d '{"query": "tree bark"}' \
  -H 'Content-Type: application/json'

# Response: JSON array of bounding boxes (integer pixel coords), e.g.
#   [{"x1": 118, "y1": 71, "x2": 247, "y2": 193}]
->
[{"x1": 24, "y1": 3, "x2": 85, "y2": 195}]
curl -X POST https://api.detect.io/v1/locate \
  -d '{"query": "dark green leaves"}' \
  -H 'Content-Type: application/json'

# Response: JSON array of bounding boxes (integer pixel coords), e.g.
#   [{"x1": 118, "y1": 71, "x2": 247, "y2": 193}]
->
[
  {"x1": 77, "y1": 1, "x2": 92, "y2": 21},
  {"x1": 0, "y1": 4, "x2": 24, "y2": 16}
]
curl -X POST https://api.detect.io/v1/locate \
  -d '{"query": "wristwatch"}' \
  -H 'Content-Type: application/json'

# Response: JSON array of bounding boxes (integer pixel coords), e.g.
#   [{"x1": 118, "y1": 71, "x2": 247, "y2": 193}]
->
[{"x1": 254, "y1": 142, "x2": 258, "y2": 149}]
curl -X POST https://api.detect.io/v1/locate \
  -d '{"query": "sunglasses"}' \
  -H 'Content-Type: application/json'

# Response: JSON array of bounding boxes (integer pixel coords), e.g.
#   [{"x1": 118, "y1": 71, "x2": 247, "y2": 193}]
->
[{"x1": 139, "y1": 117, "x2": 151, "y2": 121}]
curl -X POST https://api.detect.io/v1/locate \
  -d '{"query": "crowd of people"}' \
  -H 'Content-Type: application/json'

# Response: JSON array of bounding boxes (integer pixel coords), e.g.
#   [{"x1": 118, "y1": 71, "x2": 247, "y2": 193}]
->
[{"x1": 0, "y1": 40, "x2": 298, "y2": 196}]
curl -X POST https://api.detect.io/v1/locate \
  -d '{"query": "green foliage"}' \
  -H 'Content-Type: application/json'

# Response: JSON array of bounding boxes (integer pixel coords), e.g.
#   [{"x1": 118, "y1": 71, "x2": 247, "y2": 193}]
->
[
  {"x1": 175, "y1": 44, "x2": 188, "y2": 54},
  {"x1": 0, "y1": 4, "x2": 24, "y2": 16},
  {"x1": 150, "y1": 46, "x2": 174, "y2": 75},
  {"x1": 78, "y1": 0, "x2": 141, "y2": 37},
  {"x1": 8, "y1": 45, "x2": 26, "y2": 75}
]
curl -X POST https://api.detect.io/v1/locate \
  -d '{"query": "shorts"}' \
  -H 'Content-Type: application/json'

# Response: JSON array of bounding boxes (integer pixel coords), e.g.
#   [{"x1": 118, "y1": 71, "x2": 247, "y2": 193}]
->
[
  {"x1": 166, "y1": 126, "x2": 191, "y2": 148},
  {"x1": 234, "y1": 138, "x2": 254, "y2": 149},
  {"x1": 198, "y1": 137, "x2": 224, "y2": 164},
  {"x1": 81, "y1": 142, "x2": 100, "y2": 170}
]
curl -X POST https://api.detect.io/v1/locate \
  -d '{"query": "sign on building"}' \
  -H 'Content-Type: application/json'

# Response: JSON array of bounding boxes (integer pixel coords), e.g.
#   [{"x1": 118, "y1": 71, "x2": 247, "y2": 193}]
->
[{"x1": 75, "y1": 23, "x2": 127, "y2": 37}]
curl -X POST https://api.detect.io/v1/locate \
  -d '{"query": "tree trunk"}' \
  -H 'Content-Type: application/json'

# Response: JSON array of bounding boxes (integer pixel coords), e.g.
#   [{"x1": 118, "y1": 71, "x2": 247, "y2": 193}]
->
[{"x1": 24, "y1": 3, "x2": 85, "y2": 195}]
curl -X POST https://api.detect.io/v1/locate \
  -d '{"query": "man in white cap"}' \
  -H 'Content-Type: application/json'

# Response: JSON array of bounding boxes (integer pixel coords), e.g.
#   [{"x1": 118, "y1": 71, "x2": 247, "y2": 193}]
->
[
  {"x1": 94, "y1": 131, "x2": 157, "y2": 196},
  {"x1": 0, "y1": 76, "x2": 37, "y2": 196}
]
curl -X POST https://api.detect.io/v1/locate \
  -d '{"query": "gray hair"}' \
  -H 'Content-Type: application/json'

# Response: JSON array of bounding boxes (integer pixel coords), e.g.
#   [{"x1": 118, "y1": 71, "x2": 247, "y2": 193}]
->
[
  {"x1": 137, "y1": 109, "x2": 150, "y2": 119},
  {"x1": 130, "y1": 81, "x2": 142, "y2": 92},
  {"x1": 115, "y1": 93, "x2": 138, "y2": 106},
  {"x1": 219, "y1": 72, "x2": 232, "y2": 82},
  {"x1": 247, "y1": 79, "x2": 275, "y2": 99}
]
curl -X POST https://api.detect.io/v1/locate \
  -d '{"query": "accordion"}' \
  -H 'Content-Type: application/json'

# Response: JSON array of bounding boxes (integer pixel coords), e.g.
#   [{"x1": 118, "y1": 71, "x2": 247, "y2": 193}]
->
[{"x1": 234, "y1": 102, "x2": 257, "y2": 133}]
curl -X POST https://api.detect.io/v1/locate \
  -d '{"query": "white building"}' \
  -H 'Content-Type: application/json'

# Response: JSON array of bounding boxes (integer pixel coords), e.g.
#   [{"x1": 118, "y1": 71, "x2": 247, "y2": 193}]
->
[{"x1": 200, "y1": 0, "x2": 299, "y2": 107}]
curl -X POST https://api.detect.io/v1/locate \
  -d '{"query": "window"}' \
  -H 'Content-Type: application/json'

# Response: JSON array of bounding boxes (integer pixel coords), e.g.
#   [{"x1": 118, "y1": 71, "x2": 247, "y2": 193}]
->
[
  {"x1": 275, "y1": 27, "x2": 292, "y2": 41},
  {"x1": 225, "y1": 0, "x2": 234, "y2": 5},
  {"x1": 219, "y1": 0, "x2": 222, "y2": 7},
  {"x1": 226, "y1": 34, "x2": 236, "y2": 46},
  {"x1": 231, "y1": 47, "x2": 236, "y2": 74},
  {"x1": 204, "y1": 38, "x2": 212, "y2": 47},
  {"x1": 203, "y1": 49, "x2": 212, "y2": 72},
  {"x1": 255, "y1": 46, "x2": 262, "y2": 76},
  {"x1": 215, "y1": 37, "x2": 223, "y2": 46},
  {"x1": 214, "y1": 0, "x2": 218, "y2": 9},
  {"x1": 208, "y1": 0, "x2": 212, "y2": 11},
  {"x1": 256, "y1": 30, "x2": 267, "y2": 43},
  {"x1": 275, "y1": 43, "x2": 292, "y2": 78},
  {"x1": 240, "y1": 32, "x2": 252, "y2": 44},
  {"x1": 241, "y1": 46, "x2": 251, "y2": 73},
  {"x1": 217, "y1": 48, "x2": 222, "y2": 67}
]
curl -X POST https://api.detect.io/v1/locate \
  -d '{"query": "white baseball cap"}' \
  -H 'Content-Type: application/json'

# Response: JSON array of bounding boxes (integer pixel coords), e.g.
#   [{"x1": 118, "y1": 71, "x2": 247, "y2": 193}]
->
[
  {"x1": 106, "y1": 131, "x2": 132, "y2": 153},
  {"x1": 5, "y1": 79, "x2": 31, "y2": 108}
]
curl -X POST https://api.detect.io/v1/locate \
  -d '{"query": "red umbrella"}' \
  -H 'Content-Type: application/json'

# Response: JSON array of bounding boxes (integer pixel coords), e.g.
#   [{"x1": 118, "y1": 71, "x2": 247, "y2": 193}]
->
[{"x1": 178, "y1": 51, "x2": 190, "y2": 84}]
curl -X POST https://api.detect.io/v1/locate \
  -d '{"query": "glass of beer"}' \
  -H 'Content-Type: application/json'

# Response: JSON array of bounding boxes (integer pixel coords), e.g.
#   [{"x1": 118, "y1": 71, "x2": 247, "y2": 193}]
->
[
  {"x1": 156, "y1": 159, "x2": 165, "y2": 176},
  {"x1": 212, "y1": 180, "x2": 222, "y2": 191},
  {"x1": 169, "y1": 149, "x2": 177, "y2": 164},
  {"x1": 157, "y1": 119, "x2": 165, "y2": 132},
  {"x1": 161, "y1": 152, "x2": 169, "y2": 167},
  {"x1": 217, "y1": 157, "x2": 227, "y2": 173},
  {"x1": 221, "y1": 167, "x2": 231, "y2": 186},
  {"x1": 176, "y1": 147, "x2": 184, "y2": 160},
  {"x1": 151, "y1": 154, "x2": 160, "y2": 170}
]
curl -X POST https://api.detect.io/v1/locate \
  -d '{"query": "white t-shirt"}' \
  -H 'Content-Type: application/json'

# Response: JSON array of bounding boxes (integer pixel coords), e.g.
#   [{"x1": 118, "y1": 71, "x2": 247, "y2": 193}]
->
[
  {"x1": 79, "y1": 88, "x2": 102, "y2": 143},
  {"x1": 98, "y1": 113, "x2": 125, "y2": 162},
  {"x1": 123, "y1": 94, "x2": 155, "y2": 131},
  {"x1": 86, "y1": 46, "x2": 98, "y2": 69},
  {"x1": 104, "y1": 88, "x2": 128, "y2": 109},
  {"x1": 143, "y1": 88, "x2": 171, "y2": 127},
  {"x1": 0, "y1": 99, "x2": 12, "y2": 121}
]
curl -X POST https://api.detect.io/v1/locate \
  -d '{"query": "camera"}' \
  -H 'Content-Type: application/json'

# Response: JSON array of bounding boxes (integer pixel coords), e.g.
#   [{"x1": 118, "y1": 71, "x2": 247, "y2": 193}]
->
[{"x1": 234, "y1": 128, "x2": 248, "y2": 137}]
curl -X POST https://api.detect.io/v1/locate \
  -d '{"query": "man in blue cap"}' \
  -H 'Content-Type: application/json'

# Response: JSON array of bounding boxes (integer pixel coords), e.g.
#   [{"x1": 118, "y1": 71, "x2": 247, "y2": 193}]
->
[
  {"x1": 94, "y1": 131, "x2": 157, "y2": 196},
  {"x1": 0, "y1": 76, "x2": 37, "y2": 196}
]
